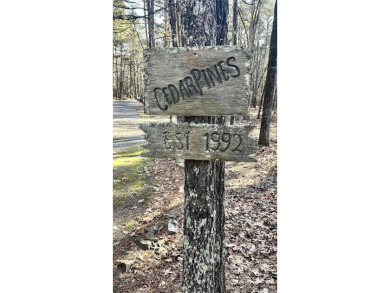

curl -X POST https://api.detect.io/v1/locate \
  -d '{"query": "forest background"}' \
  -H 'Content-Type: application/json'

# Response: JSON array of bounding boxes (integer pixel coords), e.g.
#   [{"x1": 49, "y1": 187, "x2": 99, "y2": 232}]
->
[
  {"x1": 113, "y1": 1, "x2": 277, "y2": 291},
  {"x1": 1, "y1": 1, "x2": 390, "y2": 293},
  {"x1": 113, "y1": 0, "x2": 276, "y2": 131}
]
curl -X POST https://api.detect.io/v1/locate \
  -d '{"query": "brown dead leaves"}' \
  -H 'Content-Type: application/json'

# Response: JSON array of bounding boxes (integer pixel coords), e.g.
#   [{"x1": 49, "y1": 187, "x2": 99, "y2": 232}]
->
[{"x1": 114, "y1": 115, "x2": 277, "y2": 293}]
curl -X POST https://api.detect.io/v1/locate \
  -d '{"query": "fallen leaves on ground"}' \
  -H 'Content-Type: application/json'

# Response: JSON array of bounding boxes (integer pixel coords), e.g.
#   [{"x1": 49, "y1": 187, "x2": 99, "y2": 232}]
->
[{"x1": 113, "y1": 113, "x2": 277, "y2": 293}]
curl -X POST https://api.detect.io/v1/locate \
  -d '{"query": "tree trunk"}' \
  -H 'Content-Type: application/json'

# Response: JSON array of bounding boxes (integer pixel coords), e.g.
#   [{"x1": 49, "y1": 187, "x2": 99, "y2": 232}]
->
[
  {"x1": 272, "y1": 82, "x2": 277, "y2": 118},
  {"x1": 146, "y1": 0, "x2": 155, "y2": 48},
  {"x1": 232, "y1": 0, "x2": 238, "y2": 46},
  {"x1": 248, "y1": 0, "x2": 255, "y2": 50},
  {"x1": 180, "y1": 0, "x2": 217, "y2": 46},
  {"x1": 164, "y1": 0, "x2": 169, "y2": 47},
  {"x1": 216, "y1": 0, "x2": 228, "y2": 45},
  {"x1": 180, "y1": 1, "x2": 227, "y2": 292},
  {"x1": 168, "y1": 0, "x2": 178, "y2": 47},
  {"x1": 129, "y1": 53, "x2": 133, "y2": 99},
  {"x1": 259, "y1": 1, "x2": 277, "y2": 146},
  {"x1": 247, "y1": 1, "x2": 256, "y2": 111},
  {"x1": 143, "y1": 0, "x2": 148, "y2": 43},
  {"x1": 257, "y1": 15, "x2": 272, "y2": 119},
  {"x1": 183, "y1": 122, "x2": 226, "y2": 293},
  {"x1": 170, "y1": 0, "x2": 184, "y2": 123},
  {"x1": 257, "y1": 88, "x2": 265, "y2": 119},
  {"x1": 230, "y1": 0, "x2": 238, "y2": 125},
  {"x1": 118, "y1": 43, "x2": 124, "y2": 100},
  {"x1": 251, "y1": 37, "x2": 260, "y2": 108},
  {"x1": 176, "y1": 1, "x2": 182, "y2": 46},
  {"x1": 113, "y1": 46, "x2": 118, "y2": 99}
]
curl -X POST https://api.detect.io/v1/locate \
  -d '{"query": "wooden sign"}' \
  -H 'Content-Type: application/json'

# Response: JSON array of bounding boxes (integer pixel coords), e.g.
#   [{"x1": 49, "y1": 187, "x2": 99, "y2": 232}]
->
[
  {"x1": 139, "y1": 122, "x2": 258, "y2": 162},
  {"x1": 144, "y1": 46, "x2": 251, "y2": 116}
]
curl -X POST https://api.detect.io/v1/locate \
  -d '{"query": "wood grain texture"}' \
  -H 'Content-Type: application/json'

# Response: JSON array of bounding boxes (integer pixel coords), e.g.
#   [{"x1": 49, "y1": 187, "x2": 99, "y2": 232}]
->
[
  {"x1": 139, "y1": 122, "x2": 258, "y2": 162},
  {"x1": 144, "y1": 46, "x2": 251, "y2": 116}
]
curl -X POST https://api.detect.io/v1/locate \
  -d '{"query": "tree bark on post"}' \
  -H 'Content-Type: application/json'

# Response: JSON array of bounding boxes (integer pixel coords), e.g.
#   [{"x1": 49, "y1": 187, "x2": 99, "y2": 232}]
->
[
  {"x1": 180, "y1": 1, "x2": 227, "y2": 292},
  {"x1": 259, "y1": 0, "x2": 277, "y2": 146}
]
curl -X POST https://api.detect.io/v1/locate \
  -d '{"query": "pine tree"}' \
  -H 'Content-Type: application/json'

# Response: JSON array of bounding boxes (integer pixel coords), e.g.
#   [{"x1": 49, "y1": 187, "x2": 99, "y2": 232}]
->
[
  {"x1": 180, "y1": 1, "x2": 228, "y2": 292},
  {"x1": 259, "y1": 0, "x2": 277, "y2": 146}
]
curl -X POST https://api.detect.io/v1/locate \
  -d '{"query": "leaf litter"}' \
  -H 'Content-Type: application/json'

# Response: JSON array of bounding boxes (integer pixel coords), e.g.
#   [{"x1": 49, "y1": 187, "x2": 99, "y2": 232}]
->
[{"x1": 113, "y1": 113, "x2": 277, "y2": 292}]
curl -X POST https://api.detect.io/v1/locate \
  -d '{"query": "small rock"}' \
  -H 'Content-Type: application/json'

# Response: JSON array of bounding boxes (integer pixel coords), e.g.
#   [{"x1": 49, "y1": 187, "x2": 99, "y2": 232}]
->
[
  {"x1": 176, "y1": 159, "x2": 185, "y2": 168},
  {"x1": 255, "y1": 278, "x2": 264, "y2": 285},
  {"x1": 156, "y1": 246, "x2": 168, "y2": 256},
  {"x1": 168, "y1": 219, "x2": 179, "y2": 234},
  {"x1": 260, "y1": 263, "x2": 269, "y2": 272},
  {"x1": 145, "y1": 225, "x2": 155, "y2": 233},
  {"x1": 179, "y1": 186, "x2": 184, "y2": 193},
  {"x1": 117, "y1": 260, "x2": 134, "y2": 273},
  {"x1": 113, "y1": 267, "x2": 122, "y2": 279},
  {"x1": 164, "y1": 214, "x2": 178, "y2": 219},
  {"x1": 135, "y1": 237, "x2": 152, "y2": 250},
  {"x1": 144, "y1": 225, "x2": 155, "y2": 239}
]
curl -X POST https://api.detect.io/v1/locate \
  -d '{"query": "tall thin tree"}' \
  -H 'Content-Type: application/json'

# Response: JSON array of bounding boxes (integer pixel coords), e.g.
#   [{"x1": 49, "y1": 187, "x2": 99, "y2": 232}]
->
[
  {"x1": 232, "y1": 0, "x2": 238, "y2": 46},
  {"x1": 180, "y1": 0, "x2": 228, "y2": 292},
  {"x1": 143, "y1": 0, "x2": 148, "y2": 43},
  {"x1": 146, "y1": 0, "x2": 155, "y2": 48},
  {"x1": 230, "y1": 0, "x2": 238, "y2": 125},
  {"x1": 168, "y1": 0, "x2": 178, "y2": 47},
  {"x1": 259, "y1": 0, "x2": 277, "y2": 146}
]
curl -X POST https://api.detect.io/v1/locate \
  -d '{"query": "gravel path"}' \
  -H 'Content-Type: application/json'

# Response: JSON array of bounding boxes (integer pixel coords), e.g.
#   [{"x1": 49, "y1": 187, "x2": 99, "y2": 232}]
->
[
  {"x1": 113, "y1": 100, "x2": 145, "y2": 152},
  {"x1": 113, "y1": 100, "x2": 173, "y2": 153}
]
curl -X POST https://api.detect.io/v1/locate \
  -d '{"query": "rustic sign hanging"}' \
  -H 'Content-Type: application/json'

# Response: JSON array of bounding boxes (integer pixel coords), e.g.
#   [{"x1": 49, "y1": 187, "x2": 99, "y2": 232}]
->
[
  {"x1": 139, "y1": 122, "x2": 258, "y2": 162},
  {"x1": 144, "y1": 46, "x2": 251, "y2": 116}
]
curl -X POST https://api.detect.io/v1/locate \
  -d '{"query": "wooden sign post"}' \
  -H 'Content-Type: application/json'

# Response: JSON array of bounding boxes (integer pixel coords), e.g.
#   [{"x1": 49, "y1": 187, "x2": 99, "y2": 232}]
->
[
  {"x1": 140, "y1": 122, "x2": 257, "y2": 162},
  {"x1": 140, "y1": 45, "x2": 256, "y2": 292},
  {"x1": 144, "y1": 46, "x2": 250, "y2": 116}
]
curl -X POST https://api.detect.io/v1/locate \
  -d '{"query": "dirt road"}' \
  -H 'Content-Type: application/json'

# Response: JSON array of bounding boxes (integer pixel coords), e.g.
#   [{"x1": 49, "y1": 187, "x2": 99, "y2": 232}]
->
[{"x1": 113, "y1": 100, "x2": 145, "y2": 152}]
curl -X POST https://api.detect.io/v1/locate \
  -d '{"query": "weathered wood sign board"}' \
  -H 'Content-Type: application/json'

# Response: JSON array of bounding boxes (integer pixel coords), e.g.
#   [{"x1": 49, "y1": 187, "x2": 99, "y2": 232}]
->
[
  {"x1": 139, "y1": 122, "x2": 258, "y2": 162},
  {"x1": 144, "y1": 46, "x2": 251, "y2": 116}
]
